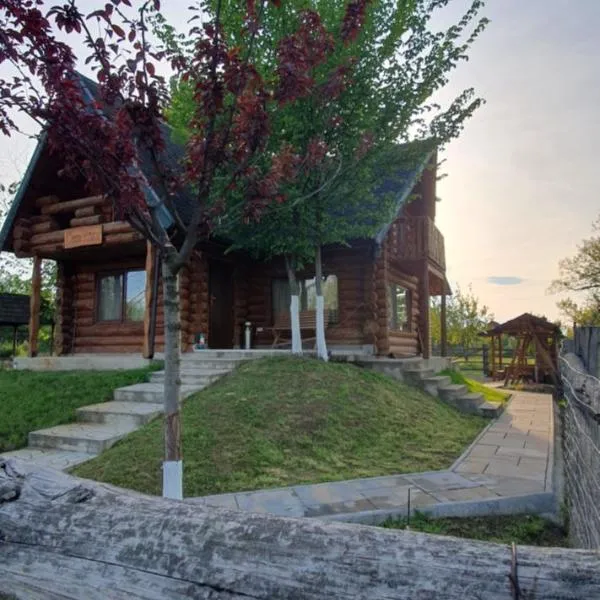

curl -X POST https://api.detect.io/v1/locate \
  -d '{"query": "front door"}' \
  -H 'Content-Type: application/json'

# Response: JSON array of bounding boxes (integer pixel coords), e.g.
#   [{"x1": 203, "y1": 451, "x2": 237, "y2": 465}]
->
[{"x1": 209, "y1": 261, "x2": 234, "y2": 348}]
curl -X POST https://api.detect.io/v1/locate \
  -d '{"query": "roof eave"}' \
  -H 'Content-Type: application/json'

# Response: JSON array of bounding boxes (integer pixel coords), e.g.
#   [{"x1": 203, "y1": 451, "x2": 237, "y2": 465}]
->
[
  {"x1": 373, "y1": 147, "x2": 436, "y2": 249},
  {"x1": 0, "y1": 131, "x2": 48, "y2": 253}
]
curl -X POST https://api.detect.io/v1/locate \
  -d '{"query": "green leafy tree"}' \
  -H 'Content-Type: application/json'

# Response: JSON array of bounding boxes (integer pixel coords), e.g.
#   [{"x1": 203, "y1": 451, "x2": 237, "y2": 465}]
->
[
  {"x1": 167, "y1": 0, "x2": 488, "y2": 358},
  {"x1": 550, "y1": 216, "x2": 600, "y2": 330},
  {"x1": 430, "y1": 285, "x2": 492, "y2": 358}
]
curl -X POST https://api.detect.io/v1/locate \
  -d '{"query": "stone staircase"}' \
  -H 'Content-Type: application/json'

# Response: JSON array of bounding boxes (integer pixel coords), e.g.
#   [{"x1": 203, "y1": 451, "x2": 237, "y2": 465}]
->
[
  {"x1": 3, "y1": 350, "x2": 285, "y2": 471},
  {"x1": 358, "y1": 357, "x2": 502, "y2": 418}
]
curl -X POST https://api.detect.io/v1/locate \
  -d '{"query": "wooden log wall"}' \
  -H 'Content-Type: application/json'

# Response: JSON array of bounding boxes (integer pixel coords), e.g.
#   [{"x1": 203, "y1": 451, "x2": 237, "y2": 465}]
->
[
  {"x1": 233, "y1": 266, "x2": 250, "y2": 348},
  {"x1": 182, "y1": 252, "x2": 209, "y2": 351},
  {"x1": 387, "y1": 262, "x2": 420, "y2": 357},
  {"x1": 11, "y1": 194, "x2": 143, "y2": 257},
  {"x1": 373, "y1": 242, "x2": 390, "y2": 355},
  {"x1": 54, "y1": 261, "x2": 75, "y2": 355},
  {"x1": 71, "y1": 257, "x2": 165, "y2": 354}
]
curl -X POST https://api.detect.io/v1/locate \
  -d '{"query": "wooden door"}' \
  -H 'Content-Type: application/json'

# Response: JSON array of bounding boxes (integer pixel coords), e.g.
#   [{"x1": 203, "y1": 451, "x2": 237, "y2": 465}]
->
[{"x1": 209, "y1": 261, "x2": 234, "y2": 348}]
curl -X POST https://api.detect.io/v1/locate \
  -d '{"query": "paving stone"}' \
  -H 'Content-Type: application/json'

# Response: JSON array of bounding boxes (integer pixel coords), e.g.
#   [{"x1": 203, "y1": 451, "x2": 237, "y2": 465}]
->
[
  {"x1": 485, "y1": 460, "x2": 545, "y2": 482},
  {"x1": 304, "y1": 497, "x2": 376, "y2": 517},
  {"x1": 198, "y1": 493, "x2": 239, "y2": 510},
  {"x1": 477, "y1": 433, "x2": 508, "y2": 446},
  {"x1": 487, "y1": 476, "x2": 546, "y2": 497},
  {"x1": 353, "y1": 475, "x2": 413, "y2": 490},
  {"x1": 454, "y1": 459, "x2": 490, "y2": 475},
  {"x1": 495, "y1": 446, "x2": 547, "y2": 460},
  {"x1": 408, "y1": 471, "x2": 481, "y2": 492},
  {"x1": 293, "y1": 482, "x2": 364, "y2": 505},
  {"x1": 362, "y1": 485, "x2": 412, "y2": 509},
  {"x1": 235, "y1": 489, "x2": 306, "y2": 517},
  {"x1": 468, "y1": 444, "x2": 500, "y2": 458},
  {"x1": 432, "y1": 486, "x2": 500, "y2": 503}
]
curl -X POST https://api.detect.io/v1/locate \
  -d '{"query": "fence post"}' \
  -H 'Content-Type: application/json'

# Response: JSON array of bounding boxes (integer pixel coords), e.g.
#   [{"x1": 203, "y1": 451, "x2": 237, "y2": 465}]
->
[{"x1": 482, "y1": 344, "x2": 489, "y2": 377}]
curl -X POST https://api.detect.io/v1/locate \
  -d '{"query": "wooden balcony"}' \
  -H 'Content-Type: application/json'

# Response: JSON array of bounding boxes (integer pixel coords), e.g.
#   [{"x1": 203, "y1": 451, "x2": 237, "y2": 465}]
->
[{"x1": 389, "y1": 216, "x2": 446, "y2": 270}]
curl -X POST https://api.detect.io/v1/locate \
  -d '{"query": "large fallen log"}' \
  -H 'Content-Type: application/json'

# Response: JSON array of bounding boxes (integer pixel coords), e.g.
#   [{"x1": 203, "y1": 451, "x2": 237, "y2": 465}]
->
[{"x1": 0, "y1": 458, "x2": 599, "y2": 600}]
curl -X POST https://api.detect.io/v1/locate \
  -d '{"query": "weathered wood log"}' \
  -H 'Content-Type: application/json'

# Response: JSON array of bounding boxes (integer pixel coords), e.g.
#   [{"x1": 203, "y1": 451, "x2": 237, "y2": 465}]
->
[
  {"x1": 74, "y1": 205, "x2": 98, "y2": 218},
  {"x1": 0, "y1": 458, "x2": 598, "y2": 600},
  {"x1": 31, "y1": 219, "x2": 59, "y2": 234},
  {"x1": 34, "y1": 194, "x2": 60, "y2": 208},
  {"x1": 41, "y1": 195, "x2": 105, "y2": 215},
  {"x1": 75, "y1": 337, "x2": 143, "y2": 346},
  {"x1": 27, "y1": 257, "x2": 42, "y2": 358},
  {"x1": 70, "y1": 215, "x2": 103, "y2": 227},
  {"x1": 102, "y1": 221, "x2": 135, "y2": 234},
  {"x1": 72, "y1": 345, "x2": 143, "y2": 353},
  {"x1": 30, "y1": 229, "x2": 64, "y2": 245},
  {"x1": 104, "y1": 232, "x2": 144, "y2": 245},
  {"x1": 13, "y1": 224, "x2": 31, "y2": 240}
]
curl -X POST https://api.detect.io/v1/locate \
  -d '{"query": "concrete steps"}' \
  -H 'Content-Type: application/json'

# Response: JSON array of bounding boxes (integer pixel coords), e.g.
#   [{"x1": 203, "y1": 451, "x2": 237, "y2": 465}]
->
[
  {"x1": 113, "y1": 382, "x2": 203, "y2": 403},
  {"x1": 76, "y1": 401, "x2": 163, "y2": 427},
  {"x1": 358, "y1": 355, "x2": 501, "y2": 418},
  {"x1": 21, "y1": 351, "x2": 269, "y2": 469},
  {"x1": 29, "y1": 422, "x2": 138, "y2": 454}
]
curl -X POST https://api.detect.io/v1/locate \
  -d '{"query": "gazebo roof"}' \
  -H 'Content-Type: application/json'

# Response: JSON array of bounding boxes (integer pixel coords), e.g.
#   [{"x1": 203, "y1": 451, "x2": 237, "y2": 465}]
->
[{"x1": 487, "y1": 313, "x2": 560, "y2": 337}]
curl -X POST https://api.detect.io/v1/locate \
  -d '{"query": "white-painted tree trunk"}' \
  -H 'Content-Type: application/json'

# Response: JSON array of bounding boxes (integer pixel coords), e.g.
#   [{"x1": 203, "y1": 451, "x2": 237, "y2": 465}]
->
[
  {"x1": 285, "y1": 255, "x2": 302, "y2": 355},
  {"x1": 162, "y1": 252, "x2": 183, "y2": 500},
  {"x1": 290, "y1": 294, "x2": 302, "y2": 354},
  {"x1": 314, "y1": 245, "x2": 328, "y2": 361}
]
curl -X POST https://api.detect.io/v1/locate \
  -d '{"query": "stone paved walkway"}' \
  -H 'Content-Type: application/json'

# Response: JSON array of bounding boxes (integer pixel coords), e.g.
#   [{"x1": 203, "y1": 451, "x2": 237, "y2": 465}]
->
[{"x1": 186, "y1": 391, "x2": 555, "y2": 522}]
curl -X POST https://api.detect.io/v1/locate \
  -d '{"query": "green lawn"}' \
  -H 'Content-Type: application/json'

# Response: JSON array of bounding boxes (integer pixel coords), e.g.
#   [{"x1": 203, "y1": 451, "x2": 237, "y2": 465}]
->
[
  {"x1": 73, "y1": 357, "x2": 486, "y2": 496},
  {"x1": 440, "y1": 369, "x2": 510, "y2": 405},
  {"x1": 381, "y1": 512, "x2": 568, "y2": 547},
  {"x1": 0, "y1": 368, "x2": 157, "y2": 452}
]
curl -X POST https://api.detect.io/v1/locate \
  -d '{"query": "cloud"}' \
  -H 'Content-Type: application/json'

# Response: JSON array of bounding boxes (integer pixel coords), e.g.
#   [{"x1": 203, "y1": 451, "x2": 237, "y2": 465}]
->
[{"x1": 487, "y1": 276, "x2": 524, "y2": 286}]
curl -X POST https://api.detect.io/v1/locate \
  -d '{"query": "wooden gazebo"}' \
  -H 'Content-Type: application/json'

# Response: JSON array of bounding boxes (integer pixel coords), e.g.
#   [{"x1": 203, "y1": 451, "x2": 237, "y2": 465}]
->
[
  {"x1": 481, "y1": 313, "x2": 560, "y2": 386},
  {"x1": 0, "y1": 293, "x2": 30, "y2": 356}
]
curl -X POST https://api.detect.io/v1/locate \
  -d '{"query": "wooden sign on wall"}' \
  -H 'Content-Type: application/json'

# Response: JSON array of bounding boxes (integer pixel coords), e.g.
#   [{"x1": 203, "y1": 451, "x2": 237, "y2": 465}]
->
[{"x1": 64, "y1": 225, "x2": 103, "y2": 249}]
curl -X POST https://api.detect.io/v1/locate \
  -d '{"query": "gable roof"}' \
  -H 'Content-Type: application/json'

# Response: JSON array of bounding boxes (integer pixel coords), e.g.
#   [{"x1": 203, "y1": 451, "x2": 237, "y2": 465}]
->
[
  {"x1": 0, "y1": 72, "x2": 436, "y2": 253},
  {"x1": 488, "y1": 313, "x2": 560, "y2": 336}
]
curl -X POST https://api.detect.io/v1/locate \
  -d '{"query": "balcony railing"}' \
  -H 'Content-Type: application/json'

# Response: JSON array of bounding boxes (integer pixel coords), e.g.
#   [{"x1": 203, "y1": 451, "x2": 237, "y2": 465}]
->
[{"x1": 390, "y1": 216, "x2": 446, "y2": 270}]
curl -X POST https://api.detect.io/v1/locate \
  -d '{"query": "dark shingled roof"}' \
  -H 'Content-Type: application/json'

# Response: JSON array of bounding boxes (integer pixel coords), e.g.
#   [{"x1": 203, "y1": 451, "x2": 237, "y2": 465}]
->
[
  {"x1": 0, "y1": 293, "x2": 30, "y2": 326},
  {"x1": 488, "y1": 313, "x2": 560, "y2": 336},
  {"x1": 0, "y1": 72, "x2": 436, "y2": 252}
]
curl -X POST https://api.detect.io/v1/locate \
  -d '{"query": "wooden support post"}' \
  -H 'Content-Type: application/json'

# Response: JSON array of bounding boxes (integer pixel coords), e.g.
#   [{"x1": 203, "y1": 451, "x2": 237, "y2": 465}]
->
[
  {"x1": 499, "y1": 334, "x2": 503, "y2": 370},
  {"x1": 490, "y1": 336, "x2": 496, "y2": 378},
  {"x1": 420, "y1": 261, "x2": 430, "y2": 359},
  {"x1": 440, "y1": 293, "x2": 447, "y2": 357},
  {"x1": 28, "y1": 256, "x2": 42, "y2": 358},
  {"x1": 12, "y1": 326, "x2": 17, "y2": 357},
  {"x1": 143, "y1": 241, "x2": 157, "y2": 359}
]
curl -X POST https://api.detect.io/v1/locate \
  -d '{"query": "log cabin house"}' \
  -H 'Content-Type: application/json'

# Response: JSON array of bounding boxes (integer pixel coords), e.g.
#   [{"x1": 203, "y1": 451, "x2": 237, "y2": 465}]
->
[{"x1": 0, "y1": 78, "x2": 450, "y2": 360}]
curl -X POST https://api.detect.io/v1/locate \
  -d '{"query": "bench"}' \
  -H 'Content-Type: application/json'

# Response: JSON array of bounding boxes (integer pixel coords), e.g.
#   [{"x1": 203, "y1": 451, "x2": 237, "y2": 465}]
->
[{"x1": 271, "y1": 309, "x2": 330, "y2": 348}]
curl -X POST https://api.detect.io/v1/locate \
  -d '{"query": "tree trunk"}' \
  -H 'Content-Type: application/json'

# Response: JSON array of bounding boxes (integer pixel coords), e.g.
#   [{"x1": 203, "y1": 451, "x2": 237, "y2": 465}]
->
[
  {"x1": 314, "y1": 245, "x2": 328, "y2": 361},
  {"x1": 285, "y1": 255, "x2": 302, "y2": 355},
  {"x1": 1, "y1": 459, "x2": 600, "y2": 600},
  {"x1": 162, "y1": 250, "x2": 182, "y2": 500}
]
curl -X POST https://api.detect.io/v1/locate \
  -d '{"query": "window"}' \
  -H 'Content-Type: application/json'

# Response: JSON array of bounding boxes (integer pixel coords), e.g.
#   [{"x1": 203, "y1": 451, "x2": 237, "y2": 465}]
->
[
  {"x1": 389, "y1": 283, "x2": 411, "y2": 332},
  {"x1": 272, "y1": 275, "x2": 339, "y2": 322},
  {"x1": 97, "y1": 270, "x2": 146, "y2": 322}
]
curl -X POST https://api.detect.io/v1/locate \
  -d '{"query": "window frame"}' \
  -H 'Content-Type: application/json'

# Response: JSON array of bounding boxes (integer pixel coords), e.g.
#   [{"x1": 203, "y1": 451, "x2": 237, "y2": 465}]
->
[
  {"x1": 388, "y1": 282, "x2": 412, "y2": 332},
  {"x1": 95, "y1": 269, "x2": 146, "y2": 324},
  {"x1": 271, "y1": 275, "x2": 339, "y2": 324}
]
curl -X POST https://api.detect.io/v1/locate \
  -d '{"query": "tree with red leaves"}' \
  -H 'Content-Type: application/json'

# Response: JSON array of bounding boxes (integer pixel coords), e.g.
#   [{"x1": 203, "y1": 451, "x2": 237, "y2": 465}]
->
[{"x1": 0, "y1": 0, "x2": 366, "y2": 497}]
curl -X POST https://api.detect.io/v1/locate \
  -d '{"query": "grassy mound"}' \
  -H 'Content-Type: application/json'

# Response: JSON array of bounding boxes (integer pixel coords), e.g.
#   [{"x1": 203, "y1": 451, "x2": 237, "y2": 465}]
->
[
  {"x1": 440, "y1": 369, "x2": 510, "y2": 404},
  {"x1": 0, "y1": 368, "x2": 156, "y2": 452},
  {"x1": 73, "y1": 357, "x2": 486, "y2": 496}
]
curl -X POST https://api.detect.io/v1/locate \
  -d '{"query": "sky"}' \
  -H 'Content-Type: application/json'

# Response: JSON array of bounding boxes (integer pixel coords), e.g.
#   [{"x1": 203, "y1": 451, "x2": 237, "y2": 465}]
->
[
  {"x1": 1, "y1": 0, "x2": 599, "y2": 323},
  {"x1": 433, "y1": 0, "x2": 600, "y2": 322}
]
